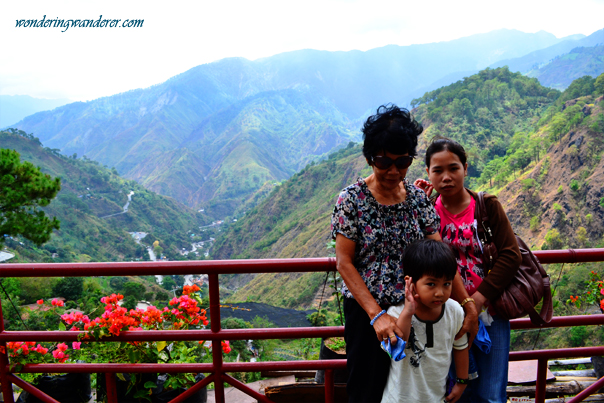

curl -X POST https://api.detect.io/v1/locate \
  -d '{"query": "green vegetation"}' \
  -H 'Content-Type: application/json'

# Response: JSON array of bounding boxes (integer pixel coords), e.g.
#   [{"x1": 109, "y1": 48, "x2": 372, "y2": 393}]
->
[
  {"x1": 214, "y1": 68, "x2": 604, "y2": 310},
  {"x1": 1, "y1": 129, "x2": 205, "y2": 263},
  {"x1": 529, "y1": 45, "x2": 604, "y2": 90},
  {"x1": 1, "y1": 146, "x2": 61, "y2": 245},
  {"x1": 410, "y1": 67, "x2": 560, "y2": 188}
]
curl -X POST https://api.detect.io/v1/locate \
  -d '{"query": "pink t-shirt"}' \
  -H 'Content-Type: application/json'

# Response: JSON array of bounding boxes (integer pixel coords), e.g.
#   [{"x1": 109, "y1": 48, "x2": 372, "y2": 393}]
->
[{"x1": 435, "y1": 196, "x2": 486, "y2": 296}]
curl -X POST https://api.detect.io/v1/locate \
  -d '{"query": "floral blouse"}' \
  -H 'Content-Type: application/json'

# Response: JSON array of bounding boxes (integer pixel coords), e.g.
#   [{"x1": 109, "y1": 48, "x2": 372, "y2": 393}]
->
[{"x1": 331, "y1": 178, "x2": 440, "y2": 305}]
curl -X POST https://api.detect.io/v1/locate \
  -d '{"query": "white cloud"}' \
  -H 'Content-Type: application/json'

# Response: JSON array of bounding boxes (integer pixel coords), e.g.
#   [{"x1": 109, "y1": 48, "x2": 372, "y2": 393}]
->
[{"x1": 1, "y1": 0, "x2": 602, "y2": 101}]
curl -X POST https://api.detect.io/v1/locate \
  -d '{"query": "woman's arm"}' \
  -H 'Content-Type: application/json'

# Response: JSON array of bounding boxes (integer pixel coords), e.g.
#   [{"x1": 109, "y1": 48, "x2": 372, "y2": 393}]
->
[
  {"x1": 335, "y1": 234, "x2": 404, "y2": 344},
  {"x1": 475, "y1": 195, "x2": 522, "y2": 303}
]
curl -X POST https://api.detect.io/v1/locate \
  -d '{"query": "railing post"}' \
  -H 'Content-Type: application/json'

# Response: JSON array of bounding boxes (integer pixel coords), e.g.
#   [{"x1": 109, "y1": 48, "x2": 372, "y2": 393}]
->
[
  {"x1": 105, "y1": 373, "x2": 118, "y2": 403},
  {"x1": 535, "y1": 358, "x2": 548, "y2": 403},
  {"x1": 0, "y1": 299, "x2": 15, "y2": 403},
  {"x1": 209, "y1": 273, "x2": 225, "y2": 403},
  {"x1": 324, "y1": 369, "x2": 334, "y2": 403}
]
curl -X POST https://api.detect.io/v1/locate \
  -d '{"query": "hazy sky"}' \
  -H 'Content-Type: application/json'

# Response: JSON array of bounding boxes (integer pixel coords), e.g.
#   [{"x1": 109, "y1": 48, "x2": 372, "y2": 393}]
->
[{"x1": 2, "y1": 0, "x2": 604, "y2": 101}]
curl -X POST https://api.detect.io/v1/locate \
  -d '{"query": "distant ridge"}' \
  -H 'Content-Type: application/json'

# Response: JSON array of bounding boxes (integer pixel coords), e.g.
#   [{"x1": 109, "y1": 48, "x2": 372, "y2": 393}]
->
[
  {"x1": 11, "y1": 29, "x2": 580, "y2": 217},
  {"x1": 0, "y1": 95, "x2": 70, "y2": 128}
]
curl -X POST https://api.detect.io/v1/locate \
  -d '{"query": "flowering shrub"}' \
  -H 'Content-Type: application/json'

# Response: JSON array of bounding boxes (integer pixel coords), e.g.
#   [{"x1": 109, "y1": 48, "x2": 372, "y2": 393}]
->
[
  {"x1": 7, "y1": 284, "x2": 231, "y2": 394},
  {"x1": 567, "y1": 270, "x2": 604, "y2": 312}
]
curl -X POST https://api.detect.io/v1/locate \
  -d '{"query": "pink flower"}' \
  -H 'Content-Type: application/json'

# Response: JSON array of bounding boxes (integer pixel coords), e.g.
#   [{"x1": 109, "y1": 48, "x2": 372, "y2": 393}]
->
[
  {"x1": 34, "y1": 345, "x2": 48, "y2": 354},
  {"x1": 51, "y1": 298, "x2": 64, "y2": 307},
  {"x1": 56, "y1": 343, "x2": 68, "y2": 352},
  {"x1": 221, "y1": 340, "x2": 231, "y2": 354},
  {"x1": 72, "y1": 342, "x2": 81, "y2": 350},
  {"x1": 600, "y1": 288, "x2": 604, "y2": 296},
  {"x1": 37, "y1": 299, "x2": 44, "y2": 305}
]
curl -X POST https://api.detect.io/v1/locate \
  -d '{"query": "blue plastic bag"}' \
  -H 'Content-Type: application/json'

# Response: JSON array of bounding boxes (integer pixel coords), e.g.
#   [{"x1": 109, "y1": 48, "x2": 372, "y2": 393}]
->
[
  {"x1": 474, "y1": 318, "x2": 491, "y2": 354},
  {"x1": 380, "y1": 336, "x2": 406, "y2": 361}
]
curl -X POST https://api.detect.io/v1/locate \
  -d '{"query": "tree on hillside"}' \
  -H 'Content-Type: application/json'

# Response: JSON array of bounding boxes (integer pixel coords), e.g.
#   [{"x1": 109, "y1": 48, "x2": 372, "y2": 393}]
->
[
  {"x1": 0, "y1": 148, "x2": 61, "y2": 245},
  {"x1": 595, "y1": 73, "x2": 604, "y2": 96},
  {"x1": 52, "y1": 277, "x2": 84, "y2": 301}
]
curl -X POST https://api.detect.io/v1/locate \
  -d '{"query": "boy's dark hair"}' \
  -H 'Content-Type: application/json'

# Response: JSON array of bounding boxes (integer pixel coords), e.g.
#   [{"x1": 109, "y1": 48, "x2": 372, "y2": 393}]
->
[{"x1": 403, "y1": 239, "x2": 457, "y2": 281}]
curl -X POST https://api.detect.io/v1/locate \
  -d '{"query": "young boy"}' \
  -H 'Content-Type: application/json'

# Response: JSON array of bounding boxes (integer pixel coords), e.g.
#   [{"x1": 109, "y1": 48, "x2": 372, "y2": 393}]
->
[{"x1": 381, "y1": 239, "x2": 469, "y2": 403}]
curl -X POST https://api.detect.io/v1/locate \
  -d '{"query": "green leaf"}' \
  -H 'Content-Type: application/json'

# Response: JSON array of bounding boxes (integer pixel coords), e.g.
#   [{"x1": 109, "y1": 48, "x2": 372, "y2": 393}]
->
[
  {"x1": 116, "y1": 373, "x2": 126, "y2": 382},
  {"x1": 143, "y1": 381, "x2": 157, "y2": 389},
  {"x1": 58, "y1": 322, "x2": 66, "y2": 331},
  {"x1": 133, "y1": 389, "x2": 152, "y2": 401},
  {"x1": 156, "y1": 341, "x2": 167, "y2": 352}
]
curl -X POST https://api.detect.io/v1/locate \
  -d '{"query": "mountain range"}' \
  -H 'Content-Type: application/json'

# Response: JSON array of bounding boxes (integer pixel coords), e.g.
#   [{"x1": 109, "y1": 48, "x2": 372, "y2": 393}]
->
[
  {"x1": 1, "y1": 129, "x2": 205, "y2": 263},
  {"x1": 0, "y1": 95, "x2": 71, "y2": 129},
  {"x1": 212, "y1": 68, "x2": 604, "y2": 307},
  {"x1": 9, "y1": 28, "x2": 603, "y2": 218}
]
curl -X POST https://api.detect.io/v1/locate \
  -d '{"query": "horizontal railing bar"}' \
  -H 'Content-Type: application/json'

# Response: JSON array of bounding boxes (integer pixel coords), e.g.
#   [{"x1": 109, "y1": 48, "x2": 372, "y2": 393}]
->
[
  {"x1": 9, "y1": 359, "x2": 348, "y2": 374},
  {"x1": 534, "y1": 248, "x2": 604, "y2": 264},
  {"x1": 0, "y1": 258, "x2": 336, "y2": 277},
  {"x1": 510, "y1": 315, "x2": 604, "y2": 330},
  {"x1": 11, "y1": 346, "x2": 604, "y2": 373},
  {"x1": 9, "y1": 346, "x2": 604, "y2": 374},
  {"x1": 1, "y1": 248, "x2": 603, "y2": 277},
  {"x1": 509, "y1": 346, "x2": 604, "y2": 361},
  {"x1": 3, "y1": 316, "x2": 601, "y2": 343},
  {"x1": 0, "y1": 326, "x2": 345, "y2": 342}
]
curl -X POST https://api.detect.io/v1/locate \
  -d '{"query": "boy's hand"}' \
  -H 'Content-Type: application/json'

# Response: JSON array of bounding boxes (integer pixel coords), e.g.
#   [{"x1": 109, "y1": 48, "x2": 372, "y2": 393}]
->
[
  {"x1": 445, "y1": 383, "x2": 467, "y2": 403},
  {"x1": 413, "y1": 179, "x2": 434, "y2": 197},
  {"x1": 402, "y1": 276, "x2": 417, "y2": 316}
]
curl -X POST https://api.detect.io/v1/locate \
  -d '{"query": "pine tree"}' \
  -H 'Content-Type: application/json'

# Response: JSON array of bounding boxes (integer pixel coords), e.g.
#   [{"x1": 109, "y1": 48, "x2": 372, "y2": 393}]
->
[{"x1": 0, "y1": 148, "x2": 61, "y2": 245}]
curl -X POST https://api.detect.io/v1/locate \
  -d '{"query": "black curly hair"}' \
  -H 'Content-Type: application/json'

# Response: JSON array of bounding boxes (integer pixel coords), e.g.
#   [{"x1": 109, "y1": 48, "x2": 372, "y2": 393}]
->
[{"x1": 362, "y1": 104, "x2": 423, "y2": 162}]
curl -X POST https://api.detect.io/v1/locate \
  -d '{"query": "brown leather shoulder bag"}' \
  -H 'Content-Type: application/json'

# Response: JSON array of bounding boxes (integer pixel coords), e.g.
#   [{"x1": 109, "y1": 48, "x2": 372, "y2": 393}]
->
[{"x1": 475, "y1": 192, "x2": 553, "y2": 325}]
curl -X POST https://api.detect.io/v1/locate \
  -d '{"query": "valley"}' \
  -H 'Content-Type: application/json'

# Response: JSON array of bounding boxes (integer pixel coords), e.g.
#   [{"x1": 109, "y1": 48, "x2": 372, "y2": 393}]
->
[{"x1": 2, "y1": 31, "x2": 604, "y2": 349}]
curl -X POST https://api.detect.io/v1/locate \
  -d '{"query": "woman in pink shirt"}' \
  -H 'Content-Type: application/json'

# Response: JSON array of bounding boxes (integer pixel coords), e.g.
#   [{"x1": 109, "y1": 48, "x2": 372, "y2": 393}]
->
[{"x1": 416, "y1": 138, "x2": 521, "y2": 403}]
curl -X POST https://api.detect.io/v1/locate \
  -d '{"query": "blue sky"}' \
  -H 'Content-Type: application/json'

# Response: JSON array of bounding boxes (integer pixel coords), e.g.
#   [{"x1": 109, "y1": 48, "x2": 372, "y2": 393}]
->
[{"x1": 2, "y1": 0, "x2": 604, "y2": 101}]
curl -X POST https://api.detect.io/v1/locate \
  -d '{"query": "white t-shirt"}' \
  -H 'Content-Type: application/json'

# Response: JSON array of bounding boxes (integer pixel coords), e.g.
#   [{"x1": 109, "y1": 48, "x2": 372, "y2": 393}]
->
[{"x1": 381, "y1": 299, "x2": 468, "y2": 403}]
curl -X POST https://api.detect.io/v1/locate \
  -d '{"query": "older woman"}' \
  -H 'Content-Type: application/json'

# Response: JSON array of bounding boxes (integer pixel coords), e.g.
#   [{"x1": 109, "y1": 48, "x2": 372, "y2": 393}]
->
[{"x1": 331, "y1": 105, "x2": 477, "y2": 402}]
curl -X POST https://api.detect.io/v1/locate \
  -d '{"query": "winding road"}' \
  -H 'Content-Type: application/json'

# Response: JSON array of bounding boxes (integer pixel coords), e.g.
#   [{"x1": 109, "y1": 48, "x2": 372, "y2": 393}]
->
[{"x1": 100, "y1": 191, "x2": 134, "y2": 219}]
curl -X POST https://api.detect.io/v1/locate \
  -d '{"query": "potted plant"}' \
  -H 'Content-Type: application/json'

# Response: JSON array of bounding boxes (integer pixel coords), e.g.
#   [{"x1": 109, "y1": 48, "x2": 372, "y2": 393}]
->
[{"x1": 7, "y1": 286, "x2": 230, "y2": 402}]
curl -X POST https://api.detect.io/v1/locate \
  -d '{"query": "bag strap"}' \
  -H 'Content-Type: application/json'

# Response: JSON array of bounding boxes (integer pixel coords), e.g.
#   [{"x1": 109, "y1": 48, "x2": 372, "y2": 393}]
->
[
  {"x1": 475, "y1": 191, "x2": 493, "y2": 243},
  {"x1": 476, "y1": 192, "x2": 553, "y2": 324}
]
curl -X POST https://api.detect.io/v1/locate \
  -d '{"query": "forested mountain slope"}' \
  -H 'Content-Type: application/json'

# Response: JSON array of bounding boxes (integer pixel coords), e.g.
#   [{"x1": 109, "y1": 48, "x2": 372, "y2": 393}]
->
[
  {"x1": 12, "y1": 30, "x2": 574, "y2": 217},
  {"x1": 213, "y1": 68, "x2": 604, "y2": 307},
  {"x1": 528, "y1": 45, "x2": 604, "y2": 90},
  {"x1": 1, "y1": 129, "x2": 205, "y2": 263}
]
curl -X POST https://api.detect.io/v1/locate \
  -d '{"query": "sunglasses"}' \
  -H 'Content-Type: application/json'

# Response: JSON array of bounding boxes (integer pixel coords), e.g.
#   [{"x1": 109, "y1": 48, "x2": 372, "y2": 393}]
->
[{"x1": 371, "y1": 155, "x2": 414, "y2": 170}]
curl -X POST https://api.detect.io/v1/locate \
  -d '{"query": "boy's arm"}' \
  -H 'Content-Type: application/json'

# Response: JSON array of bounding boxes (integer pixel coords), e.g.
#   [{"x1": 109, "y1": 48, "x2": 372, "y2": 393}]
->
[
  {"x1": 446, "y1": 346, "x2": 469, "y2": 402},
  {"x1": 396, "y1": 308, "x2": 413, "y2": 341},
  {"x1": 396, "y1": 277, "x2": 416, "y2": 341}
]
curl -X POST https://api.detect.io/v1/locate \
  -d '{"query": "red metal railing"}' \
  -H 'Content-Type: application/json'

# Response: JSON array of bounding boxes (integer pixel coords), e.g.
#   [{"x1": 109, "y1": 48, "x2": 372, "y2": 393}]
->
[{"x1": 0, "y1": 249, "x2": 603, "y2": 403}]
